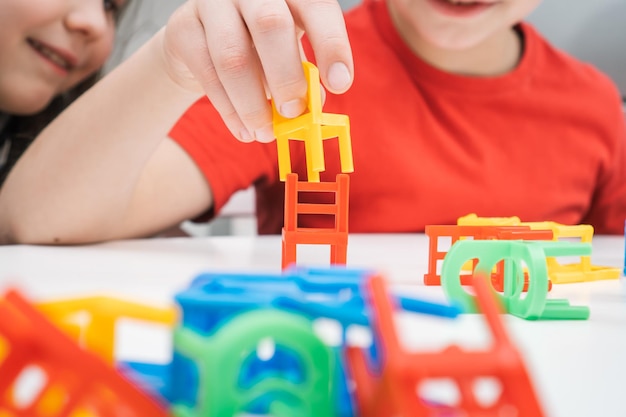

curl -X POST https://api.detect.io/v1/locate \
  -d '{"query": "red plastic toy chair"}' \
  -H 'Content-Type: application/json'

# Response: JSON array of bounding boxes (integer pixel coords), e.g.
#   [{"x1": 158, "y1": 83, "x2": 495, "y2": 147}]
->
[
  {"x1": 346, "y1": 274, "x2": 545, "y2": 417},
  {"x1": 281, "y1": 173, "x2": 350, "y2": 269},
  {"x1": 0, "y1": 289, "x2": 170, "y2": 417}
]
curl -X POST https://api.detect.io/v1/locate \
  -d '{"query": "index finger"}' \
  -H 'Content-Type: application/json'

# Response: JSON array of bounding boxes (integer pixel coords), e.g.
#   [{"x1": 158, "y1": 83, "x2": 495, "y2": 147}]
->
[
  {"x1": 239, "y1": 0, "x2": 309, "y2": 119},
  {"x1": 289, "y1": 0, "x2": 353, "y2": 94}
]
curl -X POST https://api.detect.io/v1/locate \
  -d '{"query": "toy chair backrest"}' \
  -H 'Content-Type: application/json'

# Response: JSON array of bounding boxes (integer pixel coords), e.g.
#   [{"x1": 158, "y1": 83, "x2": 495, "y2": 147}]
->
[
  {"x1": 272, "y1": 62, "x2": 323, "y2": 125},
  {"x1": 283, "y1": 173, "x2": 349, "y2": 232}
]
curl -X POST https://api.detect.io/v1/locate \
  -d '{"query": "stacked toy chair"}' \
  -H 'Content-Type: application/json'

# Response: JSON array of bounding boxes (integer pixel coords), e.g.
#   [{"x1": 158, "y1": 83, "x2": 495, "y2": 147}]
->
[{"x1": 274, "y1": 62, "x2": 354, "y2": 269}]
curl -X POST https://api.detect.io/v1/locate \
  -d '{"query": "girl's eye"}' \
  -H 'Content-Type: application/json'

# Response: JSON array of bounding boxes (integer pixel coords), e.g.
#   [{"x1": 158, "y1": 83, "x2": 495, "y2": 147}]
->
[{"x1": 103, "y1": 0, "x2": 120, "y2": 15}]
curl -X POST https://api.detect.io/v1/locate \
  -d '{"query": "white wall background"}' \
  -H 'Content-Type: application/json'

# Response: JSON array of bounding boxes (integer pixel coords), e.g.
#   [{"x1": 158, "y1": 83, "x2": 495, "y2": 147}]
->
[
  {"x1": 527, "y1": 0, "x2": 626, "y2": 98},
  {"x1": 109, "y1": 0, "x2": 626, "y2": 96}
]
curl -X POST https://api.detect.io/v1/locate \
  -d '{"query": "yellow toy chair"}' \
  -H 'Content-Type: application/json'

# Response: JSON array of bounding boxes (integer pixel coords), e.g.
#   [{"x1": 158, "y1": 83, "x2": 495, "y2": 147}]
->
[{"x1": 273, "y1": 61, "x2": 354, "y2": 182}]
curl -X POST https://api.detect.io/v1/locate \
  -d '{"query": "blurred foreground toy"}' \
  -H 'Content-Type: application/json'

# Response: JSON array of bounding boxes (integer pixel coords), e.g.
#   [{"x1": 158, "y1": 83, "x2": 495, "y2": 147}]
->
[
  {"x1": 0, "y1": 264, "x2": 547, "y2": 417},
  {"x1": 37, "y1": 296, "x2": 176, "y2": 364},
  {"x1": 0, "y1": 289, "x2": 171, "y2": 417},
  {"x1": 346, "y1": 274, "x2": 546, "y2": 417},
  {"x1": 166, "y1": 267, "x2": 459, "y2": 417}
]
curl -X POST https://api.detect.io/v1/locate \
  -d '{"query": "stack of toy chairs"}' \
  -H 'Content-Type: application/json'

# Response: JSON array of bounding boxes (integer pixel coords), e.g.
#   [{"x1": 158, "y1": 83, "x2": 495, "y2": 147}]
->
[{"x1": 273, "y1": 62, "x2": 354, "y2": 269}]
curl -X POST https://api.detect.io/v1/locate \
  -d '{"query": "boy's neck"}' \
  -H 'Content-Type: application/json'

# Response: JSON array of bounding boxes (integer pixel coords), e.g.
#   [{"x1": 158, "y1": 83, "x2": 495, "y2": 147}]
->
[{"x1": 387, "y1": 4, "x2": 523, "y2": 77}]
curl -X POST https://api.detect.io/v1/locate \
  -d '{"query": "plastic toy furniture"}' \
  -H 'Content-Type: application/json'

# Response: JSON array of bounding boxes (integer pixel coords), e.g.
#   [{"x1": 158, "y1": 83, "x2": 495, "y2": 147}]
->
[
  {"x1": 423, "y1": 224, "x2": 553, "y2": 291},
  {"x1": 459, "y1": 213, "x2": 621, "y2": 283},
  {"x1": 273, "y1": 61, "x2": 354, "y2": 182},
  {"x1": 282, "y1": 173, "x2": 349, "y2": 269},
  {"x1": 161, "y1": 267, "x2": 459, "y2": 417},
  {"x1": 0, "y1": 289, "x2": 170, "y2": 417},
  {"x1": 346, "y1": 274, "x2": 546, "y2": 417},
  {"x1": 178, "y1": 267, "x2": 460, "y2": 333},
  {"x1": 37, "y1": 296, "x2": 177, "y2": 364},
  {"x1": 171, "y1": 269, "x2": 363, "y2": 417},
  {"x1": 441, "y1": 240, "x2": 590, "y2": 320},
  {"x1": 170, "y1": 309, "x2": 335, "y2": 417},
  {"x1": 116, "y1": 267, "x2": 459, "y2": 417}
]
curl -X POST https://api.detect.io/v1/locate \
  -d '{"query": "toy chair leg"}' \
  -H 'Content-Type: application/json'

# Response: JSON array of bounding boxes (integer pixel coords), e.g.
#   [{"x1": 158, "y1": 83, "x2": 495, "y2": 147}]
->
[
  {"x1": 276, "y1": 135, "x2": 293, "y2": 181},
  {"x1": 304, "y1": 125, "x2": 324, "y2": 182},
  {"x1": 305, "y1": 155, "x2": 321, "y2": 182},
  {"x1": 309, "y1": 124, "x2": 325, "y2": 172},
  {"x1": 321, "y1": 124, "x2": 354, "y2": 175},
  {"x1": 282, "y1": 239, "x2": 297, "y2": 270},
  {"x1": 330, "y1": 244, "x2": 348, "y2": 265},
  {"x1": 0, "y1": 355, "x2": 24, "y2": 394},
  {"x1": 336, "y1": 127, "x2": 354, "y2": 174}
]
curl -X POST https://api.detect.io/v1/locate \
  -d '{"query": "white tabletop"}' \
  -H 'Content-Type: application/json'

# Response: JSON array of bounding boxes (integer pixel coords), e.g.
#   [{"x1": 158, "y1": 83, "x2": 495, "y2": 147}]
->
[{"x1": 0, "y1": 234, "x2": 624, "y2": 417}]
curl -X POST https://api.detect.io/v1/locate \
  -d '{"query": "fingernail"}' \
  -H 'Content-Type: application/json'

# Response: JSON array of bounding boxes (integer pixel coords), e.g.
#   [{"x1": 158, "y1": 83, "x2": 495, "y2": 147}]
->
[
  {"x1": 254, "y1": 125, "x2": 275, "y2": 143},
  {"x1": 279, "y1": 98, "x2": 306, "y2": 118},
  {"x1": 239, "y1": 128, "x2": 253, "y2": 142},
  {"x1": 327, "y1": 62, "x2": 352, "y2": 92}
]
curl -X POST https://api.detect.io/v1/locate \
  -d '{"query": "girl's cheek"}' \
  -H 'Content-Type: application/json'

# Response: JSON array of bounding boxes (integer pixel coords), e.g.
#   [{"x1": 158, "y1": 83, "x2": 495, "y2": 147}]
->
[{"x1": 92, "y1": 33, "x2": 115, "y2": 69}]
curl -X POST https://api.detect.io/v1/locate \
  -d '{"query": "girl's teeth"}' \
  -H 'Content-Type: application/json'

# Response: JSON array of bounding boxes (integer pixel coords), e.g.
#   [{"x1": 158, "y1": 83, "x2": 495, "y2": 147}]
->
[{"x1": 28, "y1": 39, "x2": 71, "y2": 70}]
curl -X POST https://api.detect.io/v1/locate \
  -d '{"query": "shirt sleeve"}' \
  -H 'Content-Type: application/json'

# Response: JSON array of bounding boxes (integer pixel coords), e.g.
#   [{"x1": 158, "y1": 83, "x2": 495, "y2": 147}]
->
[{"x1": 168, "y1": 97, "x2": 279, "y2": 220}]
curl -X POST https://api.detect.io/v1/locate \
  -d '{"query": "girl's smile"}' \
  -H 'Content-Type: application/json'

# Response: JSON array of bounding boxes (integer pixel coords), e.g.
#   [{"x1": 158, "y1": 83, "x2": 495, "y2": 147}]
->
[
  {"x1": 27, "y1": 37, "x2": 78, "y2": 77},
  {"x1": 0, "y1": 0, "x2": 123, "y2": 114}
]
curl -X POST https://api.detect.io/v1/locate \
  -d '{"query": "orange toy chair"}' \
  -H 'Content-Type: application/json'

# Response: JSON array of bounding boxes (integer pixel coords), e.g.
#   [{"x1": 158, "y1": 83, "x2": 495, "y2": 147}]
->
[{"x1": 281, "y1": 173, "x2": 350, "y2": 269}]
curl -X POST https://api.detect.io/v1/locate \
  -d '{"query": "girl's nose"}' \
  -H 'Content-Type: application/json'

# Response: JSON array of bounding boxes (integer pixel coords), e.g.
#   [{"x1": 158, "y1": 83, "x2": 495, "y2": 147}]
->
[{"x1": 64, "y1": 0, "x2": 110, "y2": 40}]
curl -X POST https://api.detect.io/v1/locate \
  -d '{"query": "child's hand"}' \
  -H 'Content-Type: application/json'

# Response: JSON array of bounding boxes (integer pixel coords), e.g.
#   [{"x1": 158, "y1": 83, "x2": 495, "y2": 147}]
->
[{"x1": 162, "y1": 0, "x2": 353, "y2": 143}]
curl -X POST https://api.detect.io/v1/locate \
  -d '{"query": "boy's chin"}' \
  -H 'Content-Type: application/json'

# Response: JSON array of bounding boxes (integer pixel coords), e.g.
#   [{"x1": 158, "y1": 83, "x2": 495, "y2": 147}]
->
[{"x1": 424, "y1": 27, "x2": 501, "y2": 51}]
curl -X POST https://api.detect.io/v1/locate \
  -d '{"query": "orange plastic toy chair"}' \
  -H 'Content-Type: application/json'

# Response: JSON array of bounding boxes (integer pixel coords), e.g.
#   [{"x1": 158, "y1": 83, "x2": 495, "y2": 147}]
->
[
  {"x1": 273, "y1": 61, "x2": 354, "y2": 182},
  {"x1": 0, "y1": 289, "x2": 170, "y2": 417},
  {"x1": 423, "y1": 224, "x2": 554, "y2": 291},
  {"x1": 346, "y1": 274, "x2": 545, "y2": 417},
  {"x1": 281, "y1": 173, "x2": 350, "y2": 269}
]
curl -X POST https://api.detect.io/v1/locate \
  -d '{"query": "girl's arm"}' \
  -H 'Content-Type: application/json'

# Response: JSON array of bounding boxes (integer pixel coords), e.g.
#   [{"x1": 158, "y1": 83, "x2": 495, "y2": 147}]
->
[{"x1": 0, "y1": 31, "x2": 210, "y2": 244}]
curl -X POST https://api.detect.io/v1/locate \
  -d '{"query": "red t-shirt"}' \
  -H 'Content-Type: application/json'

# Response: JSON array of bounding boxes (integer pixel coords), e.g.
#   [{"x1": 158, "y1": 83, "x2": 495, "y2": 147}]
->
[{"x1": 169, "y1": 0, "x2": 626, "y2": 235}]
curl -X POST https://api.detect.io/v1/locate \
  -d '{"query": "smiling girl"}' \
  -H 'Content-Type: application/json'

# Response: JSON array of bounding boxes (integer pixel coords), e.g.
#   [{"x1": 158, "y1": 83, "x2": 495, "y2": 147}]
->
[{"x1": 0, "y1": 0, "x2": 128, "y2": 186}]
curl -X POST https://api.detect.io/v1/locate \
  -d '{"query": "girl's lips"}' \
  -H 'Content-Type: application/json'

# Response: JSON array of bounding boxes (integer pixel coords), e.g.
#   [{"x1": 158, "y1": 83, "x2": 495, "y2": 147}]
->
[
  {"x1": 27, "y1": 38, "x2": 77, "y2": 76},
  {"x1": 426, "y1": 0, "x2": 496, "y2": 18}
]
